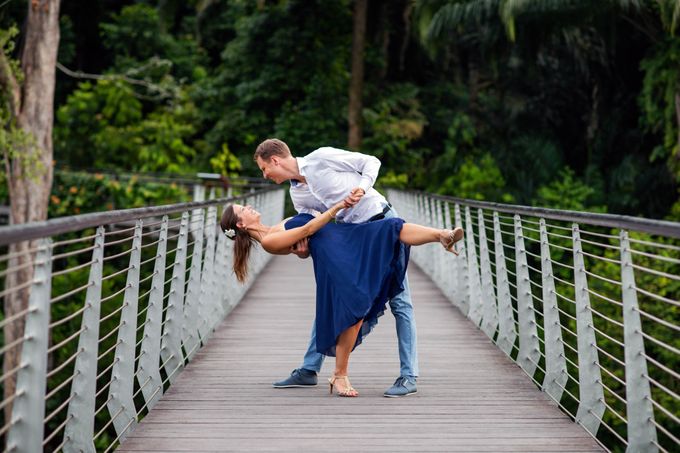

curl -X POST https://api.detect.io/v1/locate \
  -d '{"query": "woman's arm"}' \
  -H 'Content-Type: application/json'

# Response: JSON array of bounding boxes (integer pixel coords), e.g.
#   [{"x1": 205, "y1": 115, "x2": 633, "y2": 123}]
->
[{"x1": 260, "y1": 202, "x2": 345, "y2": 253}]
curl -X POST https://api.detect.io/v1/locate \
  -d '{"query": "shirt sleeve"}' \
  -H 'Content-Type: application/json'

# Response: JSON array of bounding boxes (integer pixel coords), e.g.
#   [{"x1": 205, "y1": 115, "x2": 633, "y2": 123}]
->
[{"x1": 313, "y1": 147, "x2": 381, "y2": 192}]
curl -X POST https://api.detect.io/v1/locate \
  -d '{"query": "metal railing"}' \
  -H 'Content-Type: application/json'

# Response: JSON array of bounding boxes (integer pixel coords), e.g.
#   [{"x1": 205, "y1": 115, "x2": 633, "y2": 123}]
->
[
  {"x1": 0, "y1": 186, "x2": 285, "y2": 452},
  {"x1": 388, "y1": 189, "x2": 679, "y2": 453}
]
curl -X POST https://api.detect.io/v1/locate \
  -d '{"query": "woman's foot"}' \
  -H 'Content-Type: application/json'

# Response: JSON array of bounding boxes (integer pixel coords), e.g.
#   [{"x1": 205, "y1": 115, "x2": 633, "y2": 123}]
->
[
  {"x1": 440, "y1": 227, "x2": 464, "y2": 255},
  {"x1": 328, "y1": 375, "x2": 359, "y2": 397}
]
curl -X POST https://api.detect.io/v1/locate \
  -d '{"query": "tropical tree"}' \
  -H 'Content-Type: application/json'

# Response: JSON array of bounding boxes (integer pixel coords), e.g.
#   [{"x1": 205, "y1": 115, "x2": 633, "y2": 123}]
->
[
  {"x1": 348, "y1": 0, "x2": 368, "y2": 149},
  {"x1": 0, "y1": 0, "x2": 61, "y2": 421}
]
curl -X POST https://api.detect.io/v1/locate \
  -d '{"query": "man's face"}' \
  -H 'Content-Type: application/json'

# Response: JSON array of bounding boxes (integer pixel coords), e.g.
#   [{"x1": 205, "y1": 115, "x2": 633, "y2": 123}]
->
[{"x1": 256, "y1": 156, "x2": 288, "y2": 184}]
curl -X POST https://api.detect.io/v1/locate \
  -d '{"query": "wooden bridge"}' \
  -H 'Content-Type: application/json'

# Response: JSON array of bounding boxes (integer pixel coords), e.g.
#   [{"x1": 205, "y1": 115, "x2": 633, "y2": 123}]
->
[
  {"x1": 1, "y1": 187, "x2": 677, "y2": 452},
  {"x1": 117, "y1": 255, "x2": 603, "y2": 452}
]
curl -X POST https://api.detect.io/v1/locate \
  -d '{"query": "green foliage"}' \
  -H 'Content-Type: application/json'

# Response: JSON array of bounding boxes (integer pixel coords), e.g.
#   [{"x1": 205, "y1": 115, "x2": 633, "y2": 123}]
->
[
  {"x1": 362, "y1": 84, "x2": 428, "y2": 178},
  {"x1": 639, "y1": 36, "x2": 680, "y2": 177},
  {"x1": 0, "y1": 26, "x2": 21, "y2": 84},
  {"x1": 48, "y1": 172, "x2": 190, "y2": 218},
  {"x1": 210, "y1": 143, "x2": 242, "y2": 177},
  {"x1": 533, "y1": 167, "x2": 606, "y2": 212},
  {"x1": 199, "y1": 0, "x2": 351, "y2": 167},
  {"x1": 100, "y1": 3, "x2": 205, "y2": 81},
  {"x1": 437, "y1": 153, "x2": 514, "y2": 202},
  {"x1": 54, "y1": 80, "x2": 199, "y2": 173}
]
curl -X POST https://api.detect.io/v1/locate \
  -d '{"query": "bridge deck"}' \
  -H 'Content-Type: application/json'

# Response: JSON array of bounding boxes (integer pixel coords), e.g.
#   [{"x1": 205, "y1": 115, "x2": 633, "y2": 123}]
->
[{"x1": 118, "y1": 255, "x2": 603, "y2": 452}]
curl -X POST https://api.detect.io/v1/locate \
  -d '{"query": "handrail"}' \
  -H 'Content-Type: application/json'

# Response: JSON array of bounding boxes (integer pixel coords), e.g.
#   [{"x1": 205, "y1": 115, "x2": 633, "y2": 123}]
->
[
  {"x1": 389, "y1": 189, "x2": 679, "y2": 453},
  {"x1": 0, "y1": 187, "x2": 279, "y2": 246},
  {"x1": 405, "y1": 190, "x2": 680, "y2": 239},
  {"x1": 0, "y1": 186, "x2": 286, "y2": 452}
]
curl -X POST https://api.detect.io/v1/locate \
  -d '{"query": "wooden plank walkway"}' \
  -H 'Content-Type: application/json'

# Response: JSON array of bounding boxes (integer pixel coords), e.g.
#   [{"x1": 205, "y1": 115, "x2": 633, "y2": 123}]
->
[{"x1": 118, "y1": 255, "x2": 604, "y2": 452}]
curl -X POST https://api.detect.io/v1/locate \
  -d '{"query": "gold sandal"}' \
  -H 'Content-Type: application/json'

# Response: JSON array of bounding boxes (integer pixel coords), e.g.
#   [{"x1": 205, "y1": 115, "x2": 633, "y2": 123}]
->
[
  {"x1": 328, "y1": 375, "x2": 359, "y2": 397},
  {"x1": 441, "y1": 227, "x2": 464, "y2": 255}
]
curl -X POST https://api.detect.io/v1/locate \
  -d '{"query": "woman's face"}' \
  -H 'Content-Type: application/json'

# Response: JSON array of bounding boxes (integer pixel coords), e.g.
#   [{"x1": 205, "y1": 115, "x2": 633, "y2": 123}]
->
[{"x1": 233, "y1": 204, "x2": 261, "y2": 228}]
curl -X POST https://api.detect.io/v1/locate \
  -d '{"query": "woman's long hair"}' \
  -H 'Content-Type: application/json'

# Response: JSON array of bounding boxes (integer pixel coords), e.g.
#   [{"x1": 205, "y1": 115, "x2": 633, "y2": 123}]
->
[{"x1": 220, "y1": 204, "x2": 256, "y2": 283}]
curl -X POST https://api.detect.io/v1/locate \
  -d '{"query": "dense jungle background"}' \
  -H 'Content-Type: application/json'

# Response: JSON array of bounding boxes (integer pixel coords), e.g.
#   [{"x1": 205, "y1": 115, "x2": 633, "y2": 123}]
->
[{"x1": 1, "y1": 0, "x2": 680, "y2": 219}]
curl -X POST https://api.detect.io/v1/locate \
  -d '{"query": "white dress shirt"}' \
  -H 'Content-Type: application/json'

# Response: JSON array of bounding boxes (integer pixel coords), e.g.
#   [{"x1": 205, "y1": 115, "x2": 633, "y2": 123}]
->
[{"x1": 289, "y1": 147, "x2": 388, "y2": 223}]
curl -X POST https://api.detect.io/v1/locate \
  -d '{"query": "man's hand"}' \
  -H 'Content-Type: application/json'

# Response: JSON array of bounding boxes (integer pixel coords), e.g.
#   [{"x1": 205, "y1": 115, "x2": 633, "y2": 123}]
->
[
  {"x1": 344, "y1": 187, "x2": 365, "y2": 207},
  {"x1": 290, "y1": 237, "x2": 310, "y2": 259}
]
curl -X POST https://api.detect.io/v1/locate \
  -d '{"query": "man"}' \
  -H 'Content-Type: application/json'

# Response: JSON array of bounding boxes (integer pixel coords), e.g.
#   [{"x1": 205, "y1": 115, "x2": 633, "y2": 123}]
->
[{"x1": 254, "y1": 138, "x2": 418, "y2": 397}]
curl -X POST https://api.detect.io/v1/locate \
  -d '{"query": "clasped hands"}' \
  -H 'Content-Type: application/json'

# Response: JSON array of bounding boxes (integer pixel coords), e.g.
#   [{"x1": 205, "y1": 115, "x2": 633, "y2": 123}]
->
[{"x1": 290, "y1": 187, "x2": 365, "y2": 258}]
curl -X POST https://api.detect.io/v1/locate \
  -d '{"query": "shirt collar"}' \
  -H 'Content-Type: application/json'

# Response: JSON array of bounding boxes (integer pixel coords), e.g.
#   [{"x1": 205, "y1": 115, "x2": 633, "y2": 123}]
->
[{"x1": 296, "y1": 156, "x2": 309, "y2": 178}]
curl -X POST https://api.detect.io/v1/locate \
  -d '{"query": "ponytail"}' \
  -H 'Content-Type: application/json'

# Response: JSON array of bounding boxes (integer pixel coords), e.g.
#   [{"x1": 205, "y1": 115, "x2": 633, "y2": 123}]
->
[{"x1": 220, "y1": 205, "x2": 257, "y2": 283}]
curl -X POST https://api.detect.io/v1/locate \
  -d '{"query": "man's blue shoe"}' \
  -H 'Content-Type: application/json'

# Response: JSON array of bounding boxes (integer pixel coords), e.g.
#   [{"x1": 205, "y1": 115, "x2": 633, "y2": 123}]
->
[
  {"x1": 272, "y1": 368, "x2": 318, "y2": 388},
  {"x1": 384, "y1": 376, "x2": 417, "y2": 397}
]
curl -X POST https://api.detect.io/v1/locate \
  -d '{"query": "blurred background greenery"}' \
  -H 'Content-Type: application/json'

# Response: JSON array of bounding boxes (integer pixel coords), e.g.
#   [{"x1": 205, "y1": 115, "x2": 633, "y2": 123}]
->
[{"x1": 1, "y1": 0, "x2": 679, "y2": 220}]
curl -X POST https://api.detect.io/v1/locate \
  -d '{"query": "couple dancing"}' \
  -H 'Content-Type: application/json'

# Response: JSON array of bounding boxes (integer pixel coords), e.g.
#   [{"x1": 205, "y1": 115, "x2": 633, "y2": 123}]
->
[{"x1": 220, "y1": 139, "x2": 463, "y2": 397}]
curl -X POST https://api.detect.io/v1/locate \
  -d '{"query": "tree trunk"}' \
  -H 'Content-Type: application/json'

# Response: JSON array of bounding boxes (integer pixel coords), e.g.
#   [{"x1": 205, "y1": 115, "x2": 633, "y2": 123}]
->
[
  {"x1": 348, "y1": 0, "x2": 367, "y2": 150},
  {"x1": 398, "y1": 1, "x2": 413, "y2": 73},
  {"x1": 675, "y1": 90, "x2": 680, "y2": 163},
  {"x1": 3, "y1": 0, "x2": 60, "y2": 425},
  {"x1": 377, "y1": 1, "x2": 389, "y2": 80},
  {"x1": 468, "y1": 58, "x2": 480, "y2": 111}
]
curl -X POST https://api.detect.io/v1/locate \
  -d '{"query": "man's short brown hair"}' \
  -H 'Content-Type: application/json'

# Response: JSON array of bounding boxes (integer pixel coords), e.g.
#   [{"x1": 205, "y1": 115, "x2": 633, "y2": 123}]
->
[{"x1": 254, "y1": 138, "x2": 292, "y2": 162}]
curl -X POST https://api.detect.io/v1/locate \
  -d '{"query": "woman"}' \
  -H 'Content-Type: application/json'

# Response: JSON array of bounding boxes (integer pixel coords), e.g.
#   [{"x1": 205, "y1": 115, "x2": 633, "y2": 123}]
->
[{"x1": 220, "y1": 200, "x2": 462, "y2": 397}]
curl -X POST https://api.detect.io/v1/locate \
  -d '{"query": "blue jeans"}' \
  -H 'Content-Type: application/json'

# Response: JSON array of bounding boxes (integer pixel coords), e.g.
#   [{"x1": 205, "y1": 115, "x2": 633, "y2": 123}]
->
[{"x1": 300, "y1": 207, "x2": 419, "y2": 379}]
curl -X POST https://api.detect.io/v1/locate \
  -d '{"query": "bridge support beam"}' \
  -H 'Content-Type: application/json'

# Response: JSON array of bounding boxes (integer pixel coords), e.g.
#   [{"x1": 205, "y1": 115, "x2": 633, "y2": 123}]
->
[
  {"x1": 572, "y1": 225, "x2": 605, "y2": 436},
  {"x1": 64, "y1": 228, "x2": 105, "y2": 453},
  {"x1": 479, "y1": 209, "x2": 498, "y2": 340},
  {"x1": 183, "y1": 209, "x2": 204, "y2": 360},
  {"x1": 539, "y1": 219, "x2": 567, "y2": 403},
  {"x1": 106, "y1": 221, "x2": 143, "y2": 443},
  {"x1": 137, "y1": 216, "x2": 169, "y2": 412},
  {"x1": 465, "y1": 206, "x2": 483, "y2": 326},
  {"x1": 7, "y1": 239, "x2": 52, "y2": 453},
  {"x1": 620, "y1": 230, "x2": 658, "y2": 453},
  {"x1": 493, "y1": 212, "x2": 515, "y2": 356},
  {"x1": 514, "y1": 215, "x2": 540, "y2": 378},
  {"x1": 161, "y1": 212, "x2": 188, "y2": 384}
]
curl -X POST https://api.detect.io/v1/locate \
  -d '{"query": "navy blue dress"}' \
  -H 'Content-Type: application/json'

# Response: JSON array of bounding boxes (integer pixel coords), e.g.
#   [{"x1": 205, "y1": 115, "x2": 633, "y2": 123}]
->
[{"x1": 284, "y1": 214, "x2": 410, "y2": 356}]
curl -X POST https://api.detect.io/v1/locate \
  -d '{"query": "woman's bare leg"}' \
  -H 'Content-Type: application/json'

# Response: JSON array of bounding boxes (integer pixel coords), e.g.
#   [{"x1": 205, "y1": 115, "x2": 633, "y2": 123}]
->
[
  {"x1": 332, "y1": 320, "x2": 364, "y2": 396},
  {"x1": 399, "y1": 223, "x2": 463, "y2": 249}
]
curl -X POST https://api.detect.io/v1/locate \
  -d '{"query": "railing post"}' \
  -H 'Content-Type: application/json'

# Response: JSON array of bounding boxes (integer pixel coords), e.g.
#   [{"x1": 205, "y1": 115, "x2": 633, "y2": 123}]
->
[
  {"x1": 221, "y1": 238, "x2": 238, "y2": 315},
  {"x1": 422, "y1": 197, "x2": 433, "y2": 275},
  {"x1": 106, "y1": 221, "x2": 142, "y2": 442},
  {"x1": 514, "y1": 215, "x2": 540, "y2": 377},
  {"x1": 455, "y1": 204, "x2": 469, "y2": 314},
  {"x1": 434, "y1": 200, "x2": 445, "y2": 288},
  {"x1": 493, "y1": 212, "x2": 515, "y2": 356},
  {"x1": 63, "y1": 228, "x2": 105, "y2": 453},
  {"x1": 443, "y1": 202, "x2": 455, "y2": 299},
  {"x1": 197, "y1": 206, "x2": 217, "y2": 340},
  {"x1": 137, "y1": 216, "x2": 168, "y2": 412},
  {"x1": 620, "y1": 230, "x2": 658, "y2": 452},
  {"x1": 191, "y1": 185, "x2": 205, "y2": 241},
  {"x1": 216, "y1": 231, "x2": 230, "y2": 319},
  {"x1": 465, "y1": 206, "x2": 483, "y2": 325},
  {"x1": 539, "y1": 219, "x2": 567, "y2": 403},
  {"x1": 572, "y1": 224, "x2": 605, "y2": 436},
  {"x1": 7, "y1": 239, "x2": 52, "y2": 453},
  {"x1": 183, "y1": 209, "x2": 204, "y2": 360},
  {"x1": 208, "y1": 210, "x2": 226, "y2": 330},
  {"x1": 478, "y1": 209, "x2": 498, "y2": 340},
  {"x1": 160, "y1": 212, "x2": 188, "y2": 384}
]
